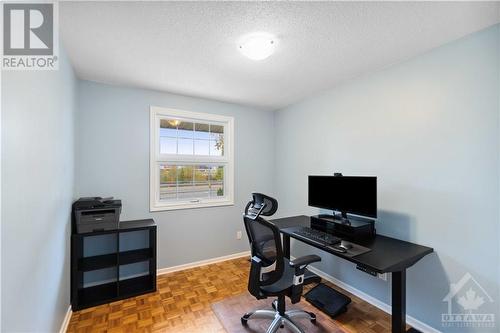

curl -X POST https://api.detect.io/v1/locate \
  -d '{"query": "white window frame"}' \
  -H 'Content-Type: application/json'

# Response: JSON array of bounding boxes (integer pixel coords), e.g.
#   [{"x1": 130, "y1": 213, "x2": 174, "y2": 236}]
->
[{"x1": 150, "y1": 106, "x2": 234, "y2": 211}]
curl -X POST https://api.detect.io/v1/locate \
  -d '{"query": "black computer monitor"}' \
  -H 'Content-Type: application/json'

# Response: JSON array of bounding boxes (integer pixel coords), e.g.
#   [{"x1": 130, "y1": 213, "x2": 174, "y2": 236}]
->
[{"x1": 308, "y1": 175, "x2": 377, "y2": 218}]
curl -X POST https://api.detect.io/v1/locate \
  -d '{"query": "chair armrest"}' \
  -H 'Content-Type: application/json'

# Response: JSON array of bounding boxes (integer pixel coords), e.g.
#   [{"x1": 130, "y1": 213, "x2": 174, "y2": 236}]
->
[
  {"x1": 289, "y1": 255, "x2": 321, "y2": 268},
  {"x1": 288, "y1": 255, "x2": 321, "y2": 304},
  {"x1": 248, "y1": 256, "x2": 263, "y2": 299}
]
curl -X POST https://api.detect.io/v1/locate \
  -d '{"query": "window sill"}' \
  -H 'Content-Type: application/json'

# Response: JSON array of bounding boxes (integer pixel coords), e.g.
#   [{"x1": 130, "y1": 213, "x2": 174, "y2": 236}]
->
[{"x1": 150, "y1": 199, "x2": 234, "y2": 212}]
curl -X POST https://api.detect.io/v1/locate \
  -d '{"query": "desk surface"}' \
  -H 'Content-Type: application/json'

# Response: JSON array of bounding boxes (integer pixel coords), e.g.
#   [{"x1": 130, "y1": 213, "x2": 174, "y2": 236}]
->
[{"x1": 271, "y1": 215, "x2": 433, "y2": 273}]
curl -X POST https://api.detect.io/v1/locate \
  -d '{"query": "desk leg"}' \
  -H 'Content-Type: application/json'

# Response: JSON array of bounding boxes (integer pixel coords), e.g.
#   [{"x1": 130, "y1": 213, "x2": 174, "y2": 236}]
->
[
  {"x1": 392, "y1": 270, "x2": 406, "y2": 333},
  {"x1": 283, "y1": 234, "x2": 290, "y2": 259}
]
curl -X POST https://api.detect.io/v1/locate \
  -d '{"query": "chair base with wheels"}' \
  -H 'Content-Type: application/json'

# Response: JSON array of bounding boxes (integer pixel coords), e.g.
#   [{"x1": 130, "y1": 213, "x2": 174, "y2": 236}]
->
[{"x1": 241, "y1": 294, "x2": 317, "y2": 333}]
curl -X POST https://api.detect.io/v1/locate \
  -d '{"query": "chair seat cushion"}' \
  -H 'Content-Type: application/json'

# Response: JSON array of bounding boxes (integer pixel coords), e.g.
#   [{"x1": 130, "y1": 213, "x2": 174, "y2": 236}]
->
[{"x1": 260, "y1": 258, "x2": 321, "y2": 295}]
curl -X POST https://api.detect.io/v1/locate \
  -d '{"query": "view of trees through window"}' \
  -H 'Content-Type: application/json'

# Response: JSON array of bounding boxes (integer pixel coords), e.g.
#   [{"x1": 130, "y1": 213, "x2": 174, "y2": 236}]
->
[{"x1": 159, "y1": 164, "x2": 224, "y2": 200}]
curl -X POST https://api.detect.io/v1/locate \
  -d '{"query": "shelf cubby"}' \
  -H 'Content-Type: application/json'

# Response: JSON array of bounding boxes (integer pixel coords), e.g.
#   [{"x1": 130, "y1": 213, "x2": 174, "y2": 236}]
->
[
  {"x1": 119, "y1": 275, "x2": 155, "y2": 297},
  {"x1": 77, "y1": 282, "x2": 118, "y2": 308},
  {"x1": 79, "y1": 253, "x2": 117, "y2": 272},
  {"x1": 71, "y1": 219, "x2": 156, "y2": 311},
  {"x1": 119, "y1": 248, "x2": 153, "y2": 266}
]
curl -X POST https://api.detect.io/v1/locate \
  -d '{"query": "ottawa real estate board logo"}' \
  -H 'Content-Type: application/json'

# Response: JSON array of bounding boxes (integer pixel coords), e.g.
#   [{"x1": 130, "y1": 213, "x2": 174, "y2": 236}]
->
[
  {"x1": 2, "y1": 2, "x2": 59, "y2": 70},
  {"x1": 442, "y1": 273, "x2": 495, "y2": 329}
]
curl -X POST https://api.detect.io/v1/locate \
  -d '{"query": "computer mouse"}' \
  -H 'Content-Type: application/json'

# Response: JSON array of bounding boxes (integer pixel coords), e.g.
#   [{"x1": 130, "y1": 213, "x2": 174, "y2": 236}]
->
[
  {"x1": 328, "y1": 245, "x2": 347, "y2": 253},
  {"x1": 340, "y1": 240, "x2": 353, "y2": 250}
]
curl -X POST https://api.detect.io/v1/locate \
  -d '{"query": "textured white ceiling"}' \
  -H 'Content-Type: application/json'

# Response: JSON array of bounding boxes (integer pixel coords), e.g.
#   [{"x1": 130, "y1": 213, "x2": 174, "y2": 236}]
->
[{"x1": 60, "y1": 1, "x2": 500, "y2": 110}]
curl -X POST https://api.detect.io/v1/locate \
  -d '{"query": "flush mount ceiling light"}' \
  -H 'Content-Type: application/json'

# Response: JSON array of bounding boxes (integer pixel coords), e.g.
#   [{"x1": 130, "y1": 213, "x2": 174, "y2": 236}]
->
[{"x1": 238, "y1": 32, "x2": 276, "y2": 61}]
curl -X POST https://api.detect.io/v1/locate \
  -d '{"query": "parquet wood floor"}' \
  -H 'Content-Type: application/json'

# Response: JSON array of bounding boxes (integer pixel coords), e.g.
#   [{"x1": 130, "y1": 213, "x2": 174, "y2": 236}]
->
[{"x1": 67, "y1": 257, "x2": 403, "y2": 333}]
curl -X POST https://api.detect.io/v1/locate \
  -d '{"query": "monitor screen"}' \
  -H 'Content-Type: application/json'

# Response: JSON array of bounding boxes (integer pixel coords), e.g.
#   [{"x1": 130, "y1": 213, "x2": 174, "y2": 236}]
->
[{"x1": 308, "y1": 176, "x2": 377, "y2": 218}]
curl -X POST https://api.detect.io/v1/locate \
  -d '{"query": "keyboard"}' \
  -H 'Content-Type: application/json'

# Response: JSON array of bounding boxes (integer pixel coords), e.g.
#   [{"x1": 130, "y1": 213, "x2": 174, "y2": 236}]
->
[{"x1": 292, "y1": 227, "x2": 341, "y2": 246}]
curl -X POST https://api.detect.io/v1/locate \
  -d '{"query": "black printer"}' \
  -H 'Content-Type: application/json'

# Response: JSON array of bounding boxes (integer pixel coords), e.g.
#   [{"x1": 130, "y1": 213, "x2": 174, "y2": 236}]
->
[{"x1": 72, "y1": 197, "x2": 122, "y2": 234}]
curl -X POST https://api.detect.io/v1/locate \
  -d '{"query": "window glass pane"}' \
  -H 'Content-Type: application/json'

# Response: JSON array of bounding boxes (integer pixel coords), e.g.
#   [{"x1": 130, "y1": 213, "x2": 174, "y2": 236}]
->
[
  {"x1": 210, "y1": 124, "x2": 224, "y2": 135},
  {"x1": 177, "y1": 183, "x2": 196, "y2": 199},
  {"x1": 160, "y1": 165, "x2": 177, "y2": 201},
  {"x1": 178, "y1": 138, "x2": 193, "y2": 155},
  {"x1": 194, "y1": 139, "x2": 209, "y2": 155},
  {"x1": 176, "y1": 165, "x2": 193, "y2": 182},
  {"x1": 210, "y1": 125, "x2": 224, "y2": 156},
  {"x1": 210, "y1": 135, "x2": 224, "y2": 156},
  {"x1": 209, "y1": 165, "x2": 224, "y2": 197},
  {"x1": 160, "y1": 137, "x2": 176, "y2": 154},
  {"x1": 177, "y1": 121, "x2": 194, "y2": 139},
  {"x1": 159, "y1": 164, "x2": 225, "y2": 202},
  {"x1": 194, "y1": 165, "x2": 210, "y2": 198},
  {"x1": 176, "y1": 165, "x2": 193, "y2": 200},
  {"x1": 160, "y1": 127, "x2": 177, "y2": 138},
  {"x1": 195, "y1": 123, "x2": 210, "y2": 140},
  {"x1": 159, "y1": 120, "x2": 226, "y2": 157},
  {"x1": 194, "y1": 165, "x2": 210, "y2": 182},
  {"x1": 160, "y1": 119, "x2": 179, "y2": 137}
]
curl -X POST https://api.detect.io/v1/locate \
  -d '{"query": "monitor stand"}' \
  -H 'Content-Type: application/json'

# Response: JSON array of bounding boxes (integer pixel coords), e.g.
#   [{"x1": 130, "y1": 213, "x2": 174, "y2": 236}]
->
[
  {"x1": 321, "y1": 211, "x2": 351, "y2": 225},
  {"x1": 312, "y1": 212, "x2": 376, "y2": 240}
]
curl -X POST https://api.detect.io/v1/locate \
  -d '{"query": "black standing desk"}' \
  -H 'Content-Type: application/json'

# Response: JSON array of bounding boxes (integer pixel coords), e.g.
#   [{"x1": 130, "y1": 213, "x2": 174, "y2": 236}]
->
[{"x1": 271, "y1": 215, "x2": 433, "y2": 333}]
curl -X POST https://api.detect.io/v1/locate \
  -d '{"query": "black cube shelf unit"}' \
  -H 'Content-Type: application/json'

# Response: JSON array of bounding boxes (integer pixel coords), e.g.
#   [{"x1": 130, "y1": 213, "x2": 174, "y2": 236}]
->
[{"x1": 71, "y1": 219, "x2": 157, "y2": 311}]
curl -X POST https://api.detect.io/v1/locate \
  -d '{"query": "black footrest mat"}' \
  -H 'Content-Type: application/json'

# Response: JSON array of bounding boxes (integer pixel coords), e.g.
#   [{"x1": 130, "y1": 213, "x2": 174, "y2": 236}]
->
[{"x1": 304, "y1": 283, "x2": 351, "y2": 318}]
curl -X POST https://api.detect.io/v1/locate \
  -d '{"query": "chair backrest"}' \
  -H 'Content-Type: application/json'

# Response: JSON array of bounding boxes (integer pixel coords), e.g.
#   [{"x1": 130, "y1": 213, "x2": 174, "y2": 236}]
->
[
  {"x1": 243, "y1": 192, "x2": 279, "y2": 246},
  {"x1": 244, "y1": 193, "x2": 278, "y2": 218},
  {"x1": 244, "y1": 215, "x2": 284, "y2": 289},
  {"x1": 243, "y1": 194, "x2": 284, "y2": 296}
]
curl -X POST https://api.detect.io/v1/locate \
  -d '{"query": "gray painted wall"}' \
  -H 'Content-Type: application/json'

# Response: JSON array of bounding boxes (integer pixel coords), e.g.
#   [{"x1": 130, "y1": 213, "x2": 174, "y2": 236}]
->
[
  {"x1": 1, "y1": 48, "x2": 77, "y2": 332},
  {"x1": 274, "y1": 25, "x2": 500, "y2": 332},
  {"x1": 76, "y1": 81, "x2": 274, "y2": 269}
]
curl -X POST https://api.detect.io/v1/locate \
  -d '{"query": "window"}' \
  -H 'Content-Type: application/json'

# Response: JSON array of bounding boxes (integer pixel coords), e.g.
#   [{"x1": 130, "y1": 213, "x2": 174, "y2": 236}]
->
[{"x1": 150, "y1": 106, "x2": 234, "y2": 211}]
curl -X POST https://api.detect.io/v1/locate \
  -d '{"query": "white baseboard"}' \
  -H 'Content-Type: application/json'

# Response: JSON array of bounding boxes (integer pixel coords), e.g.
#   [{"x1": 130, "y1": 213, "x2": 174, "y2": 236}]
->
[
  {"x1": 59, "y1": 306, "x2": 72, "y2": 333},
  {"x1": 304, "y1": 264, "x2": 441, "y2": 333},
  {"x1": 157, "y1": 250, "x2": 250, "y2": 275}
]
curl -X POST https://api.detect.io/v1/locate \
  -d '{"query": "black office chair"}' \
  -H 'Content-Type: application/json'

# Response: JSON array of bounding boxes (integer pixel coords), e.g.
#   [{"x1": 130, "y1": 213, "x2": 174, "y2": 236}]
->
[{"x1": 242, "y1": 193, "x2": 322, "y2": 333}]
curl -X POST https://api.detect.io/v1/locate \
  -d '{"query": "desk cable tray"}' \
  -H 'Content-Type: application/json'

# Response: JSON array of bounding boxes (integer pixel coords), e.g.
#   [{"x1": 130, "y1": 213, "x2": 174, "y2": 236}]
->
[{"x1": 304, "y1": 283, "x2": 351, "y2": 318}]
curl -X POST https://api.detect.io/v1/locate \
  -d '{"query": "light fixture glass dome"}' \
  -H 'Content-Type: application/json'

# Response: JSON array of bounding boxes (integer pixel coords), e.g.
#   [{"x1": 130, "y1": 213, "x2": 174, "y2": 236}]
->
[{"x1": 238, "y1": 32, "x2": 276, "y2": 61}]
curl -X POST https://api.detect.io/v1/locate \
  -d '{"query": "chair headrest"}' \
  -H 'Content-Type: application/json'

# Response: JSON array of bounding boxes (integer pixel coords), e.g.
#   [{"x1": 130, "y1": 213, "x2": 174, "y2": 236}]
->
[{"x1": 245, "y1": 193, "x2": 278, "y2": 218}]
